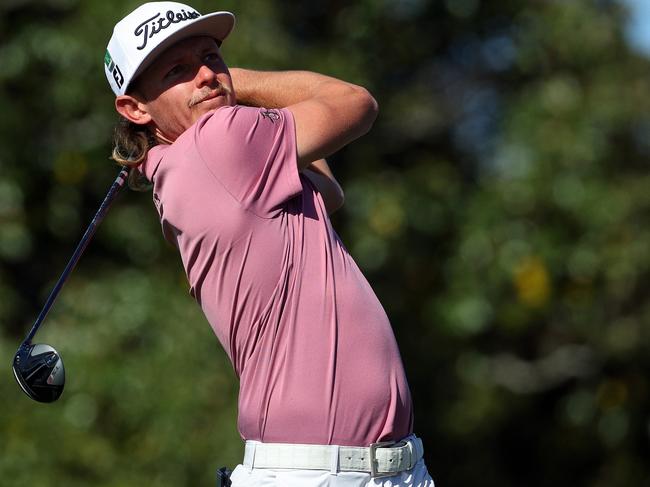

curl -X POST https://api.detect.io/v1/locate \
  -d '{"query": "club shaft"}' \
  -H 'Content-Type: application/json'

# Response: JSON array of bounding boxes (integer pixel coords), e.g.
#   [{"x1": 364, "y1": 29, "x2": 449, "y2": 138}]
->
[{"x1": 24, "y1": 167, "x2": 130, "y2": 344}]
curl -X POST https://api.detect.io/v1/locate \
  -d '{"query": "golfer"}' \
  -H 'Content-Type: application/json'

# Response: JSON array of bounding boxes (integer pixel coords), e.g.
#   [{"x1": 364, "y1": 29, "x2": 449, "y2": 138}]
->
[{"x1": 105, "y1": 2, "x2": 434, "y2": 486}]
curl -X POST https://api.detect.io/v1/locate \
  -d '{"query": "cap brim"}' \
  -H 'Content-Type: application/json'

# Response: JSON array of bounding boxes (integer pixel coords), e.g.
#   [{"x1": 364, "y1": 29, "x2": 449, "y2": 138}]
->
[{"x1": 127, "y1": 11, "x2": 235, "y2": 92}]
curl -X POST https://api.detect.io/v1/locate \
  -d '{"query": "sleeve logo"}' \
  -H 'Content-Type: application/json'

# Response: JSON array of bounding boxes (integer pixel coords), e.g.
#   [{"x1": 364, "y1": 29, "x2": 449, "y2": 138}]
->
[{"x1": 261, "y1": 109, "x2": 280, "y2": 123}]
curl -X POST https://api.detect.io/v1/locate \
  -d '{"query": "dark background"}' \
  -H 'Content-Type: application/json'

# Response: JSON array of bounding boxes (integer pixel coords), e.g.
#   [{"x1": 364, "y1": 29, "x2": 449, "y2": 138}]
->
[{"x1": 1, "y1": 0, "x2": 649, "y2": 485}]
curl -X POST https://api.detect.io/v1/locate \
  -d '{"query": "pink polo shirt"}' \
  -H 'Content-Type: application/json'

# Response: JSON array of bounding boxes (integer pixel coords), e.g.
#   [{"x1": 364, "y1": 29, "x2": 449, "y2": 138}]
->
[{"x1": 139, "y1": 105, "x2": 413, "y2": 446}]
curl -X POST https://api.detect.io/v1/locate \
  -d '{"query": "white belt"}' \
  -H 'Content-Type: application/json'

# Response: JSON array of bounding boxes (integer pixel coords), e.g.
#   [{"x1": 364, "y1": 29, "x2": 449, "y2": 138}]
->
[{"x1": 243, "y1": 435, "x2": 424, "y2": 478}]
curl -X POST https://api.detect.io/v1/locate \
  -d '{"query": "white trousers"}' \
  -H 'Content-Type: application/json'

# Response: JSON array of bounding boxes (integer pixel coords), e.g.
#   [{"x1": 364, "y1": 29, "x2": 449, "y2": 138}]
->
[{"x1": 229, "y1": 458, "x2": 435, "y2": 487}]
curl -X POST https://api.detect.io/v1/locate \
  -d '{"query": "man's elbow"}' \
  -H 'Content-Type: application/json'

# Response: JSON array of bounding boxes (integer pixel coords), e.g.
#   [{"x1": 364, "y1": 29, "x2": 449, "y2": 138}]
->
[
  {"x1": 355, "y1": 87, "x2": 379, "y2": 134},
  {"x1": 329, "y1": 186, "x2": 345, "y2": 214}
]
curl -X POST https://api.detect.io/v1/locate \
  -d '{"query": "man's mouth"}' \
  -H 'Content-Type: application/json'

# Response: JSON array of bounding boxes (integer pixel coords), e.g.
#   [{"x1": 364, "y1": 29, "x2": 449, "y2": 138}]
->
[{"x1": 189, "y1": 86, "x2": 229, "y2": 108}]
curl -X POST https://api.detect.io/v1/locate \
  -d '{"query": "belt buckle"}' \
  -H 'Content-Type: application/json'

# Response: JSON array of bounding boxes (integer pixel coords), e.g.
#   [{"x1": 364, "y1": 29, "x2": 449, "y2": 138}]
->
[{"x1": 369, "y1": 441, "x2": 395, "y2": 478}]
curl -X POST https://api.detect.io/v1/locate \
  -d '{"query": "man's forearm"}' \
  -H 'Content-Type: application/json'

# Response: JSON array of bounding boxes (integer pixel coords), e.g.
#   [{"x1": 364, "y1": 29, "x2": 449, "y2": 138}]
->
[{"x1": 230, "y1": 68, "x2": 362, "y2": 109}]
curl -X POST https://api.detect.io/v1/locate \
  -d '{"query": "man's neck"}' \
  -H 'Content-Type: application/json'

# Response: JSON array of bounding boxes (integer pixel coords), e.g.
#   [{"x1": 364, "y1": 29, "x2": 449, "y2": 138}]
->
[{"x1": 154, "y1": 128, "x2": 175, "y2": 145}]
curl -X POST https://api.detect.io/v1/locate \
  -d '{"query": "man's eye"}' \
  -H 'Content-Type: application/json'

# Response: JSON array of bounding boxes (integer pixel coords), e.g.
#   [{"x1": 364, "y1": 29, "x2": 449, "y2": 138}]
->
[
  {"x1": 204, "y1": 53, "x2": 220, "y2": 63},
  {"x1": 166, "y1": 65, "x2": 185, "y2": 78}
]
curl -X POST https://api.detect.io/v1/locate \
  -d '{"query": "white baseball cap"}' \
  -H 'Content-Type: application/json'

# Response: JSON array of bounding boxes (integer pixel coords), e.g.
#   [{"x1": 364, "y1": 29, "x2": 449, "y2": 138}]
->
[{"x1": 105, "y1": 1, "x2": 235, "y2": 96}]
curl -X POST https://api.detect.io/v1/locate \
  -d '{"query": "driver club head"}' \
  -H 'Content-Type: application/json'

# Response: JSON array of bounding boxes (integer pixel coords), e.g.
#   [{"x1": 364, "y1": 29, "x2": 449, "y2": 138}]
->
[{"x1": 12, "y1": 343, "x2": 65, "y2": 403}]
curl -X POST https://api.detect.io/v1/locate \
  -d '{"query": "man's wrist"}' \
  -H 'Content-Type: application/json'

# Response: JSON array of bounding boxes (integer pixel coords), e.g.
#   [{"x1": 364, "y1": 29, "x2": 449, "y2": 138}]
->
[
  {"x1": 230, "y1": 68, "x2": 337, "y2": 109},
  {"x1": 230, "y1": 68, "x2": 256, "y2": 106}
]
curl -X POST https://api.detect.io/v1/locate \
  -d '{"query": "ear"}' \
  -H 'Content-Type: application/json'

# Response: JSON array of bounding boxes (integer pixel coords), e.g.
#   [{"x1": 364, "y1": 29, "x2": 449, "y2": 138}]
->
[{"x1": 115, "y1": 95, "x2": 152, "y2": 125}]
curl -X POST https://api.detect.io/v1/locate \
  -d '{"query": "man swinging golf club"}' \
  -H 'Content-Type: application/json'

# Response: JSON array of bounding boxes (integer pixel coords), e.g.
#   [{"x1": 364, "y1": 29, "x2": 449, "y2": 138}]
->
[{"x1": 105, "y1": 2, "x2": 434, "y2": 486}]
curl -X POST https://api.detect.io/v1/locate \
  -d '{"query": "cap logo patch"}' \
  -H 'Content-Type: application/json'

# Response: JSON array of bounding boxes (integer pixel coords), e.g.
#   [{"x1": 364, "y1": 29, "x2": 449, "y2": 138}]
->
[
  {"x1": 104, "y1": 50, "x2": 124, "y2": 89},
  {"x1": 134, "y1": 9, "x2": 201, "y2": 51}
]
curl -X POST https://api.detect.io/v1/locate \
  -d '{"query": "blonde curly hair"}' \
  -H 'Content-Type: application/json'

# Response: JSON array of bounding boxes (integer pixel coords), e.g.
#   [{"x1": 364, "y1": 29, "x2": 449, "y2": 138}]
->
[{"x1": 110, "y1": 117, "x2": 156, "y2": 191}]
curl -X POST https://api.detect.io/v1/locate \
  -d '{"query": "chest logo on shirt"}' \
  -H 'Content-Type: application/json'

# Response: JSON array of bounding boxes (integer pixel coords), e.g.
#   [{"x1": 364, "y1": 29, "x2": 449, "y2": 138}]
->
[{"x1": 261, "y1": 110, "x2": 280, "y2": 123}]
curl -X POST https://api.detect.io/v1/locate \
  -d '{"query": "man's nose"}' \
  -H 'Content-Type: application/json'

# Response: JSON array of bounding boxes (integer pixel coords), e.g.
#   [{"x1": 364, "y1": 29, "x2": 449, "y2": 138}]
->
[{"x1": 195, "y1": 64, "x2": 218, "y2": 88}]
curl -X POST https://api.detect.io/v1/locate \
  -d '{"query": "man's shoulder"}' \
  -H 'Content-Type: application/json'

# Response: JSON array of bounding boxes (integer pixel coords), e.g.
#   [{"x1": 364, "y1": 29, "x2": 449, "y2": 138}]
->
[
  {"x1": 200, "y1": 105, "x2": 285, "y2": 123},
  {"x1": 193, "y1": 105, "x2": 291, "y2": 142}
]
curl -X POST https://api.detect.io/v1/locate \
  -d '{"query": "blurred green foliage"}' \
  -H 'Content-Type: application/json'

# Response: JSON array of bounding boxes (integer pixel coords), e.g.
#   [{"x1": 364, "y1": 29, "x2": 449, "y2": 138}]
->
[{"x1": 1, "y1": 0, "x2": 649, "y2": 486}]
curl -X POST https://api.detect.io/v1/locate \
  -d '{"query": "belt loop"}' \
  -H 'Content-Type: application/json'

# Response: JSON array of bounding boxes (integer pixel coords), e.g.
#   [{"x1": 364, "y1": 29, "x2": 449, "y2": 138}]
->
[
  {"x1": 405, "y1": 438, "x2": 415, "y2": 469},
  {"x1": 406, "y1": 436, "x2": 423, "y2": 469},
  {"x1": 246, "y1": 442, "x2": 257, "y2": 472},
  {"x1": 329, "y1": 445, "x2": 340, "y2": 475}
]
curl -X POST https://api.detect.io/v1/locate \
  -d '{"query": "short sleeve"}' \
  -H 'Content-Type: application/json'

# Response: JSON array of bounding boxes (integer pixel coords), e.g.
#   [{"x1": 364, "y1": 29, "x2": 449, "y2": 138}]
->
[{"x1": 193, "y1": 105, "x2": 303, "y2": 218}]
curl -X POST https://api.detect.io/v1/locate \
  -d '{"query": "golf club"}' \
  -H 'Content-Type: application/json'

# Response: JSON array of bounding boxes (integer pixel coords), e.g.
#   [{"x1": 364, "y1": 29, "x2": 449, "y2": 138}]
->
[{"x1": 12, "y1": 167, "x2": 130, "y2": 403}]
